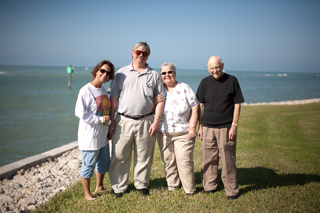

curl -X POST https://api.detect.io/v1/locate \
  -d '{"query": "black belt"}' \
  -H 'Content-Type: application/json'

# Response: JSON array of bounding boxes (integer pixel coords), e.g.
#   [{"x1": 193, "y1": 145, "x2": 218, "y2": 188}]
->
[{"x1": 118, "y1": 112, "x2": 153, "y2": 120}]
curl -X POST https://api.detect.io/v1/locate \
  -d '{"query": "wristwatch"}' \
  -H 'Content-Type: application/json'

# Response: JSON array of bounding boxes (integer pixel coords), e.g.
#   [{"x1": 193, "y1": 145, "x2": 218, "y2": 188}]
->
[{"x1": 232, "y1": 123, "x2": 238, "y2": 127}]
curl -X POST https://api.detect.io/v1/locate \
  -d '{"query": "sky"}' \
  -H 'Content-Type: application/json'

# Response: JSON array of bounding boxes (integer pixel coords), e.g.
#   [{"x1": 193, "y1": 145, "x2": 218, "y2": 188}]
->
[{"x1": 0, "y1": 0, "x2": 320, "y2": 72}]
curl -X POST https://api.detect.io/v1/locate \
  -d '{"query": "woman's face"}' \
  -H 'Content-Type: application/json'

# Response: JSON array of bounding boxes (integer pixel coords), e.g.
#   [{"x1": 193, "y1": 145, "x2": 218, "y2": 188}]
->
[
  {"x1": 96, "y1": 64, "x2": 111, "y2": 83},
  {"x1": 161, "y1": 66, "x2": 176, "y2": 86}
]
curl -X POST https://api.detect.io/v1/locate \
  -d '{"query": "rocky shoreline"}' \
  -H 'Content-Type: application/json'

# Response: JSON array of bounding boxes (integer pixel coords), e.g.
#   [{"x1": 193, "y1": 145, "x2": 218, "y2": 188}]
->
[
  {"x1": 243, "y1": 98, "x2": 320, "y2": 106},
  {"x1": 0, "y1": 98, "x2": 319, "y2": 212},
  {"x1": 0, "y1": 148, "x2": 82, "y2": 213}
]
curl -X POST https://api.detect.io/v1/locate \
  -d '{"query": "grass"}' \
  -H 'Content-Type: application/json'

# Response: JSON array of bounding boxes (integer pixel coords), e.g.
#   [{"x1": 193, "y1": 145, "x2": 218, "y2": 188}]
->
[{"x1": 35, "y1": 103, "x2": 320, "y2": 212}]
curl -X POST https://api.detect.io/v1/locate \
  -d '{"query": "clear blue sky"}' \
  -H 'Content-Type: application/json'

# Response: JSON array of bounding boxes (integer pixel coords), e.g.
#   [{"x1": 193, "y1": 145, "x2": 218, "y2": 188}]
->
[{"x1": 1, "y1": 0, "x2": 319, "y2": 72}]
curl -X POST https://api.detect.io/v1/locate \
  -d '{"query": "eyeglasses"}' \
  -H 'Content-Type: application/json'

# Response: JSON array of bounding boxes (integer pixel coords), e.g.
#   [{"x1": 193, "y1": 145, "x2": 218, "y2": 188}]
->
[
  {"x1": 99, "y1": 69, "x2": 112, "y2": 76},
  {"x1": 161, "y1": 71, "x2": 173, "y2": 75},
  {"x1": 135, "y1": 50, "x2": 149, "y2": 57}
]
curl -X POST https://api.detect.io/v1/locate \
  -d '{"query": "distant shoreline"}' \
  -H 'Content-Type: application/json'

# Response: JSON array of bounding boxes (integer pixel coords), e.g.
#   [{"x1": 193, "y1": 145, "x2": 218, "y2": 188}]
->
[{"x1": 243, "y1": 98, "x2": 320, "y2": 106}]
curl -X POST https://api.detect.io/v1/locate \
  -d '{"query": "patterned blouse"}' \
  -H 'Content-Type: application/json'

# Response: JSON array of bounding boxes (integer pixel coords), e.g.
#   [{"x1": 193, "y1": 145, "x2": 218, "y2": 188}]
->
[{"x1": 159, "y1": 82, "x2": 199, "y2": 133}]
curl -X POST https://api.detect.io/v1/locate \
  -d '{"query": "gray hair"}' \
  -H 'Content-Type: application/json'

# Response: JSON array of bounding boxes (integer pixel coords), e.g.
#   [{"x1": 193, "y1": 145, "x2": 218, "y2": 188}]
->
[
  {"x1": 160, "y1": 62, "x2": 176, "y2": 72},
  {"x1": 132, "y1": 42, "x2": 151, "y2": 56}
]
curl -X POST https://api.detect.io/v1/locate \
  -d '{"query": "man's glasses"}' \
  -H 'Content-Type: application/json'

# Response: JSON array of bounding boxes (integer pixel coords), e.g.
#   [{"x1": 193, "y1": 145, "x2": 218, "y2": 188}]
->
[
  {"x1": 161, "y1": 71, "x2": 173, "y2": 75},
  {"x1": 99, "y1": 69, "x2": 112, "y2": 76},
  {"x1": 135, "y1": 50, "x2": 149, "y2": 57}
]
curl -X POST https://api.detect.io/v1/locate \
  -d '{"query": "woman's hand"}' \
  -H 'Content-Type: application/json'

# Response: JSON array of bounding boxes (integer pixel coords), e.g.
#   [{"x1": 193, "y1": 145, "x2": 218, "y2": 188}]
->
[
  {"x1": 188, "y1": 128, "x2": 196, "y2": 139},
  {"x1": 103, "y1": 115, "x2": 111, "y2": 125}
]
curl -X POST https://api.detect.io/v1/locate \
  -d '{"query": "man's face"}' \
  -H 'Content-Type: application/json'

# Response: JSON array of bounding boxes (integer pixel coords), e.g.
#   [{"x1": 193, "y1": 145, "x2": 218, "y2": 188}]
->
[
  {"x1": 132, "y1": 46, "x2": 149, "y2": 64},
  {"x1": 207, "y1": 59, "x2": 224, "y2": 80}
]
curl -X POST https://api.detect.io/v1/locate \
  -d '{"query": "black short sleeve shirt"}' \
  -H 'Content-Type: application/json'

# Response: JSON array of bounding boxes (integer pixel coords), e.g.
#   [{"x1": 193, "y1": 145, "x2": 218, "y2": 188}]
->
[{"x1": 196, "y1": 73, "x2": 244, "y2": 128}]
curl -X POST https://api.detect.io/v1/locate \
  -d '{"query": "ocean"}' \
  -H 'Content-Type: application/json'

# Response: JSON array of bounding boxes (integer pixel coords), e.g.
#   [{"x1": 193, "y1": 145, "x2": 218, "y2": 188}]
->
[{"x1": 0, "y1": 65, "x2": 319, "y2": 167}]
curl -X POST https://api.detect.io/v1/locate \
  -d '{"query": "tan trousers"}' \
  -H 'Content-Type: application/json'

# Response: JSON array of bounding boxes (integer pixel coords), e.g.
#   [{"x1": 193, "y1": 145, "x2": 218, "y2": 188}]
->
[
  {"x1": 157, "y1": 132, "x2": 196, "y2": 194},
  {"x1": 109, "y1": 114, "x2": 156, "y2": 193},
  {"x1": 201, "y1": 126, "x2": 239, "y2": 196}
]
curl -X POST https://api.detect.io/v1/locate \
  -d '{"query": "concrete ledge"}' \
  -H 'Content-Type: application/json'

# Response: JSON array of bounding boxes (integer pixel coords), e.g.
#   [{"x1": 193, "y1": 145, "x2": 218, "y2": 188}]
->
[{"x1": 0, "y1": 141, "x2": 78, "y2": 180}]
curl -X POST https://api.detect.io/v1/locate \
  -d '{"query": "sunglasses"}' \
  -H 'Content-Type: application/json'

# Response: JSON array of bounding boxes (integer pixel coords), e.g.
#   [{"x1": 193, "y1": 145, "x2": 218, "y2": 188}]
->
[
  {"x1": 135, "y1": 50, "x2": 149, "y2": 57},
  {"x1": 99, "y1": 69, "x2": 112, "y2": 76},
  {"x1": 161, "y1": 71, "x2": 173, "y2": 75}
]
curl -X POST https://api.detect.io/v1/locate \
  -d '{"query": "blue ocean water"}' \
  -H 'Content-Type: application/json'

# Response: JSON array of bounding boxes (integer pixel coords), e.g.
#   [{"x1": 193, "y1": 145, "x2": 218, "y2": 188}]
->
[{"x1": 0, "y1": 65, "x2": 319, "y2": 166}]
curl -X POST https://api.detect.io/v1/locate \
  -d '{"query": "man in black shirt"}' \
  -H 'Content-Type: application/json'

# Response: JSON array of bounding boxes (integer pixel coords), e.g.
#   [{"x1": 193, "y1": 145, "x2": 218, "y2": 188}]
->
[{"x1": 197, "y1": 55, "x2": 244, "y2": 200}]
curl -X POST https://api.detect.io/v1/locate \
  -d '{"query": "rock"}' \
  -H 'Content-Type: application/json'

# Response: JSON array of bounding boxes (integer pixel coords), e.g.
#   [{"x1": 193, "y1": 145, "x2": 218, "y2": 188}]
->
[
  {"x1": 57, "y1": 170, "x2": 65, "y2": 176},
  {"x1": 2, "y1": 178, "x2": 9, "y2": 184},
  {"x1": 0, "y1": 148, "x2": 82, "y2": 212},
  {"x1": 19, "y1": 203, "x2": 29, "y2": 212},
  {"x1": 28, "y1": 205, "x2": 36, "y2": 211},
  {"x1": 0, "y1": 205, "x2": 7, "y2": 213},
  {"x1": 0, "y1": 194, "x2": 14, "y2": 205},
  {"x1": 31, "y1": 176, "x2": 41, "y2": 183},
  {"x1": 17, "y1": 169, "x2": 25, "y2": 176},
  {"x1": 14, "y1": 194, "x2": 22, "y2": 202}
]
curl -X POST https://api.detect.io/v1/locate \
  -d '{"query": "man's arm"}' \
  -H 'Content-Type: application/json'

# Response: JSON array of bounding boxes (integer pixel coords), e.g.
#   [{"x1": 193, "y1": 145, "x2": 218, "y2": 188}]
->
[
  {"x1": 197, "y1": 103, "x2": 204, "y2": 139},
  {"x1": 108, "y1": 96, "x2": 118, "y2": 139},
  {"x1": 149, "y1": 94, "x2": 164, "y2": 136},
  {"x1": 229, "y1": 103, "x2": 241, "y2": 140}
]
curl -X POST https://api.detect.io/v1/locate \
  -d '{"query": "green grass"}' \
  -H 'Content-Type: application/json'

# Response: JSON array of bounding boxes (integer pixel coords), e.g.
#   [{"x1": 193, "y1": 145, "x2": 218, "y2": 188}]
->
[{"x1": 35, "y1": 103, "x2": 320, "y2": 212}]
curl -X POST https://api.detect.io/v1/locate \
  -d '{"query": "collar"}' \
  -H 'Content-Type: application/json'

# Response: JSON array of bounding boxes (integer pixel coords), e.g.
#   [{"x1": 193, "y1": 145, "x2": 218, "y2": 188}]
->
[{"x1": 130, "y1": 62, "x2": 152, "y2": 75}]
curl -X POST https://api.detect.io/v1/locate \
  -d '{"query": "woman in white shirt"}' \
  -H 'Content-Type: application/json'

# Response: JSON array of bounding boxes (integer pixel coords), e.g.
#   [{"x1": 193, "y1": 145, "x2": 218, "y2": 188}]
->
[
  {"x1": 75, "y1": 59, "x2": 115, "y2": 201},
  {"x1": 157, "y1": 63, "x2": 199, "y2": 195}
]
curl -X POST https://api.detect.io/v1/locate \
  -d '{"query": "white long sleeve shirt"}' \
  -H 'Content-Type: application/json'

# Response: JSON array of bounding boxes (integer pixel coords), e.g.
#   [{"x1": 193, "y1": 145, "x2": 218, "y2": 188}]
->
[{"x1": 75, "y1": 83, "x2": 110, "y2": 150}]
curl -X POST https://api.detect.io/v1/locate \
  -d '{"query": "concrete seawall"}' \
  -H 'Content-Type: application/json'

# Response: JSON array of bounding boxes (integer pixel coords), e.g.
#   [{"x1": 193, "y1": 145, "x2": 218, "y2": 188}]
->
[{"x1": 0, "y1": 141, "x2": 78, "y2": 180}]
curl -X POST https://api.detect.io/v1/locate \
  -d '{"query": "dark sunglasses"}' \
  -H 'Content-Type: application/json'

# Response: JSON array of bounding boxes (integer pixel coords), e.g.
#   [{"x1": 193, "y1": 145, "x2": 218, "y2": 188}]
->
[
  {"x1": 99, "y1": 69, "x2": 112, "y2": 76},
  {"x1": 161, "y1": 71, "x2": 173, "y2": 75},
  {"x1": 135, "y1": 50, "x2": 149, "y2": 57}
]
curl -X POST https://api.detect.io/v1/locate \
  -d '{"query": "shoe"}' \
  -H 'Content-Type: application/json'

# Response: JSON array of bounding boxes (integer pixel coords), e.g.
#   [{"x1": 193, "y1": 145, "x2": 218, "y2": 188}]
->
[
  {"x1": 186, "y1": 193, "x2": 194, "y2": 196},
  {"x1": 228, "y1": 194, "x2": 239, "y2": 200},
  {"x1": 87, "y1": 198, "x2": 95, "y2": 201},
  {"x1": 137, "y1": 188, "x2": 150, "y2": 196},
  {"x1": 115, "y1": 193, "x2": 123, "y2": 199},
  {"x1": 205, "y1": 189, "x2": 217, "y2": 195}
]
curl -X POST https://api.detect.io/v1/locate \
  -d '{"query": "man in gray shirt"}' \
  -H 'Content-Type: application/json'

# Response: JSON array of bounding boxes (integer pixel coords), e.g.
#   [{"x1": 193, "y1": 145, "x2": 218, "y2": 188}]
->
[{"x1": 108, "y1": 42, "x2": 164, "y2": 198}]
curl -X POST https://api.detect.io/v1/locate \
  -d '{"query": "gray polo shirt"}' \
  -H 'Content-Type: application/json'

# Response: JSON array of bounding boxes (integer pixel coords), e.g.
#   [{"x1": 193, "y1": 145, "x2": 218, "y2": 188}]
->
[{"x1": 109, "y1": 63, "x2": 164, "y2": 116}]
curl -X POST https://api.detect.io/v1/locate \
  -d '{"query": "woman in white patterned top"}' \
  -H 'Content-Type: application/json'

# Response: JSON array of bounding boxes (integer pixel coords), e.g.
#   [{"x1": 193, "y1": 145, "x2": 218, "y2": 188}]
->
[{"x1": 157, "y1": 62, "x2": 199, "y2": 195}]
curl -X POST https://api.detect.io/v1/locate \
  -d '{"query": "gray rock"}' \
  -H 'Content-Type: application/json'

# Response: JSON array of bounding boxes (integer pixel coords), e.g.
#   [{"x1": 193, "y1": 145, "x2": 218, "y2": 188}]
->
[
  {"x1": 1, "y1": 148, "x2": 82, "y2": 212},
  {"x1": 28, "y1": 205, "x2": 36, "y2": 211},
  {"x1": 0, "y1": 194, "x2": 14, "y2": 205},
  {"x1": 18, "y1": 196, "x2": 36, "y2": 207},
  {"x1": 19, "y1": 203, "x2": 29, "y2": 212},
  {"x1": 0, "y1": 205, "x2": 7, "y2": 213},
  {"x1": 0, "y1": 187, "x2": 4, "y2": 194}
]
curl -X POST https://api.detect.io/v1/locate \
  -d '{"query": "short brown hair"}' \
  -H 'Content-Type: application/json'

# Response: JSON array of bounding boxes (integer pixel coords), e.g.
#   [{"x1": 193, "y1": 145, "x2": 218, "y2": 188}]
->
[{"x1": 91, "y1": 59, "x2": 115, "y2": 81}]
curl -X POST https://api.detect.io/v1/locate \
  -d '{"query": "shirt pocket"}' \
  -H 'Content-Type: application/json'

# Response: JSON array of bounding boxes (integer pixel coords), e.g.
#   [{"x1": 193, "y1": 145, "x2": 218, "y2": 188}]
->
[{"x1": 143, "y1": 84, "x2": 154, "y2": 97}]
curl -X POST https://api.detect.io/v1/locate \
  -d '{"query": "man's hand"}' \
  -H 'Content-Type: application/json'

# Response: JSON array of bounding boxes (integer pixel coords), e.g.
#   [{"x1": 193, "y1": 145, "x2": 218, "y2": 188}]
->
[
  {"x1": 149, "y1": 122, "x2": 159, "y2": 137},
  {"x1": 108, "y1": 122, "x2": 116, "y2": 139},
  {"x1": 197, "y1": 127, "x2": 203, "y2": 139},
  {"x1": 228, "y1": 126, "x2": 237, "y2": 140}
]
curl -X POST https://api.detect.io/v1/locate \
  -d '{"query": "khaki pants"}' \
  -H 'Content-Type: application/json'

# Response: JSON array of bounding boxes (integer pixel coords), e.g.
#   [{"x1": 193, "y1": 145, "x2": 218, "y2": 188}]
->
[
  {"x1": 157, "y1": 132, "x2": 196, "y2": 194},
  {"x1": 201, "y1": 126, "x2": 239, "y2": 196},
  {"x1": 109, "y1": 114, "x2": 156, "y2": 193}
]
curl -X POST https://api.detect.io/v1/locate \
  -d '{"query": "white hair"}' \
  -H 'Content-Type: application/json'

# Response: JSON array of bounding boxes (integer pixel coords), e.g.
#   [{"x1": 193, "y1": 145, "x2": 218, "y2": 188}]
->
[{"x1": 160, "y1": 62, "x2": 176, "y2": 72}]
